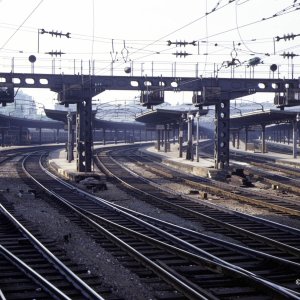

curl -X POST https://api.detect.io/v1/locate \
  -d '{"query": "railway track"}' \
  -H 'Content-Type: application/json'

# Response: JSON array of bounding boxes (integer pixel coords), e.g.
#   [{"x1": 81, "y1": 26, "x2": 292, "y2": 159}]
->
[
  {"x1": 12, "y1": 149, "x2": 300, "y2": 298},
  {"x1": 0, "y1": 146, "x2": 122, "y2": 300},
  {"x1": 94, "y1": 146, "x2": 300, "y2": 257},
  {"x1": 0, "y1": 196, "x2": 106, "y2": 300},
  {"x1": 231, "y1": 149, "x2": 300, "y2": 196},
  {"x1": 197, "y1": 140, "x2": 300, "y2": 206},
  {"x1": 114, "y1": 145, "x2": 300, "y2": 219}
]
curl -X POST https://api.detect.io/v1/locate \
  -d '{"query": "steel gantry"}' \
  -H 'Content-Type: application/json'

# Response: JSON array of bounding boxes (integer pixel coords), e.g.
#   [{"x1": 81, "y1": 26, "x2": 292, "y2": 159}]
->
[{"x1": 0, "y1": 72, "x2": 299, "y2": 171}]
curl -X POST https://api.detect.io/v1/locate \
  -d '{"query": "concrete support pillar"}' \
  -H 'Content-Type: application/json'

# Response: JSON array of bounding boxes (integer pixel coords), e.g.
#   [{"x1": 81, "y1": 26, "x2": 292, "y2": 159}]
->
[
  {"x1": 288, "y1": 127, "x2": 291, "y2": 145},
  {"x1": 283, "y1": 128, "x2": 286, "y2": 144},
  {"x1": 56, "y1": 128, "x2": 59, "y2": 143},
  {"x1": 293, "y1": 121, "x2": 298, "y2": 158},
  {"x1": 196, "y1": 113, "x2": 200, "y2": 162},
  {"x1": 245, "y1": 126, "x2": 249, "y2": 151},
  {"x1": 76, "y1": 102, "x2": 85, "y2": 171},
  {"x1": 19, "y1": 126, "x2": 23, "y2": 145},
  {"x1": 232, "y1": 132, "x2": 236, "y2": 148},
  {"x1": 67, "y1": 112, "x2": 74, "y2": 162},
  {"x1": 279, "y1": 129, "x2": 282, "y2": 143},
  {"x1": 161, "y1": 129, "x2": 164, "y2": 148},
  {"x1": 132, "y1": 128, "x2": 135, "y2": 143},
  {"x1": 26, "y1": 129, "x2": 30, "y2": 144},
  {"x1": 237, "y1": 129, "x2": 240, "y2": 150},
  {"x1": 172, "y1": 127, "x2": 176, "y2": 144},
  {"x1": 39, "y1": 128, "x2": 42, "y2": 145},
  {"x1": 186, "y1": 114, "x2": 194, "y2": 161},
  {"x1": 179, "y1": 121, "x2": 183, "y2": 158},
  {"x1": 103, "y1": 128, "x2": 106, "y2": 145},
  {"x1": 1, "y1": 129, "x2": 5, "y2": 147},
  {"x1": 157, "y1": 130, "x2": 161, "y2": 151},
  {"x1": 84, "y1": 98, "x2": 93, "y2": 172},
  {"x1": 164, "y1": 125, "x2": 168, "y2": 152},
  {"x1": 261, "y1": 124, "x2": 266, "y2": 153},
  {"x1": 114, "y1": 129, "x2": 117, "y2": 144}
]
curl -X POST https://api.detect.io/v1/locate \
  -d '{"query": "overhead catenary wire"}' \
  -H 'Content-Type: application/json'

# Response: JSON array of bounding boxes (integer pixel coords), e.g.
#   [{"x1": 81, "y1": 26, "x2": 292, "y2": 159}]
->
[
  {"x1": 0, "y1": 1, "x2": 299, "y2": 102},
  {"x1": 0, "y1": 1, "x2": 298, "y2": 60},
  {"x1": 234, "y1": 1, "x2": 300, "y2": 56},
  {"x1": 192, "y1": 4, "x2": 299, "y2": 49},
  {"x1": 234, "y1": 1, "x2": 270, "y2": 56},
  {"x1": 201, "y1": 0, "x2": 209, "y2": 76},
  {"x1": 1, "y1": 1, "x2": 297, "y2": 63},
  {"x1": 123, "y1": 2, "x2": 299, "y2": 66},
  {"x1": 0, "y1": 0, "x2": 44, "y2": 51},
  {"x1": 91, "y1": 0, "x2": 95, "y2": 61},
  {"x1": 125, "y1": 0, "x2": 238, "y2": 61}
]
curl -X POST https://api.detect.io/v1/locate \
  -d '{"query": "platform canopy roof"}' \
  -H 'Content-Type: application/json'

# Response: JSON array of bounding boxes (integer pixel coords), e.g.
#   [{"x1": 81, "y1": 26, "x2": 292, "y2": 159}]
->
[
  {"x1": 230, "y1": 109, "x2": 300, "y2": 129},
  {"x1": 0, "y1": 113, "x2": 63, "y2": 129},
  {"x1": 135, "y1": 107, "x2": 208, "y2": 125},
  {"x1": 45, "y1": 108, "x2": 98, "y2": 124},
  {"x1": 94, "y1": 119, "x2": 145, "y2": 130},
  {"x1": 45, "y1": 109, "x2": 145, "y2": 130}
]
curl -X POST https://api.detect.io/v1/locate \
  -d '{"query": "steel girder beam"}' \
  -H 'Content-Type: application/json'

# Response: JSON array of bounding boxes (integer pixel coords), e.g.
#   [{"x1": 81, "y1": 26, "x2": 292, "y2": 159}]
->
[
  {"x1": 0, "y1": 72, "x2": 298, "y2": 101},
  {"x1": 1, "y1": 72, "x2": 298, "y2": 171}
]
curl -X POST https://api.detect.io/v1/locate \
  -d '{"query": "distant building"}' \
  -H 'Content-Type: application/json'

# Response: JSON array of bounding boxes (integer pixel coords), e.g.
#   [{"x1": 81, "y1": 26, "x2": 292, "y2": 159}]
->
[{"x1": 0, "y1": 90, "x2": 38, "y2": 118}]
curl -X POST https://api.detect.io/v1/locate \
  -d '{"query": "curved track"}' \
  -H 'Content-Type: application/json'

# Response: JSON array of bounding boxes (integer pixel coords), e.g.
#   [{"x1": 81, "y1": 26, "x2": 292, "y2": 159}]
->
[
  {"x1": 130, "y1": 147, "x2": 300, "y2": 218},
  {"x1": 7, "y1": 149, "x2": 297, "y2": 299},
  {"x1": 231, "y1": 148, "x2": 300, "y2": 196},
  {"x1": 0, "y1": 146, "x2": 117, "y2": 300},
  {"x1": 0, "y1": 194, "x2": 105, "y2": 300},
  {"x1": 94, "y1": 146, "x2": 300, "y2": 259}
]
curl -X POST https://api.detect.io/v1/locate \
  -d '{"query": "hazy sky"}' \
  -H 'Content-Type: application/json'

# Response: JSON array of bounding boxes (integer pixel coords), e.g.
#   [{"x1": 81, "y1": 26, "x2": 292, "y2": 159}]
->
[{"x1": 0, "y1": 0, "x2": 299, "y2": 107}]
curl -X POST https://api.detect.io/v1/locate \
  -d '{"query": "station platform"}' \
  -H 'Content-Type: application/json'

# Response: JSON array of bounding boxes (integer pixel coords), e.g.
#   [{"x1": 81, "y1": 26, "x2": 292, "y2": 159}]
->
[
  {"x1": 48, "y1": 146, "x2": 106, "y2": 183},
  {"x1": 47, "y1": 141, "x2": 222, "y2": 180},
  {"x1": 139, "y1": 142, "x2": 221, "y2": 179},
  {"x1": 230, "y1": 141, "x2": 300, "y2": 168},
  {"x1": 47, "y1": 140, "x2": 300, "y2": 184}
]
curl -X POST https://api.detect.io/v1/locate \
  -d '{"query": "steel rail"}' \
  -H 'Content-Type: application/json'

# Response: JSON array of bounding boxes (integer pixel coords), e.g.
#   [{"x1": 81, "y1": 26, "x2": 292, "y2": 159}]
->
[
  {"x1": 0, "y1": 244, "x2": 71, "y2": 300},
  {"x1": 105, "y1": 199, "x2": 300, "y2": 269},
  {"x1": 130, "y1": 147, "x2": 300, "y2": 217},
  {"x1": 0, "y1": 289, "x2": 6, "y2": 300},
  {"x1": 97, "y1": 149, "x2": 300, "y2": 258},
  {"x1": 29, "y1": 152, "x2": 300, "y2": 298},
  {"x1": 4, "y1": 154, "x2": 106, "y2": 300},
  {"x1": 25, "y1": 155, "x2": 217, "y2": 300},
  {"x1": 42, "y1": 154, "x2": 300, "y2": 270},
  {"x1": 127, "y1": 147, "x2": 300, "y2": 235}
]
